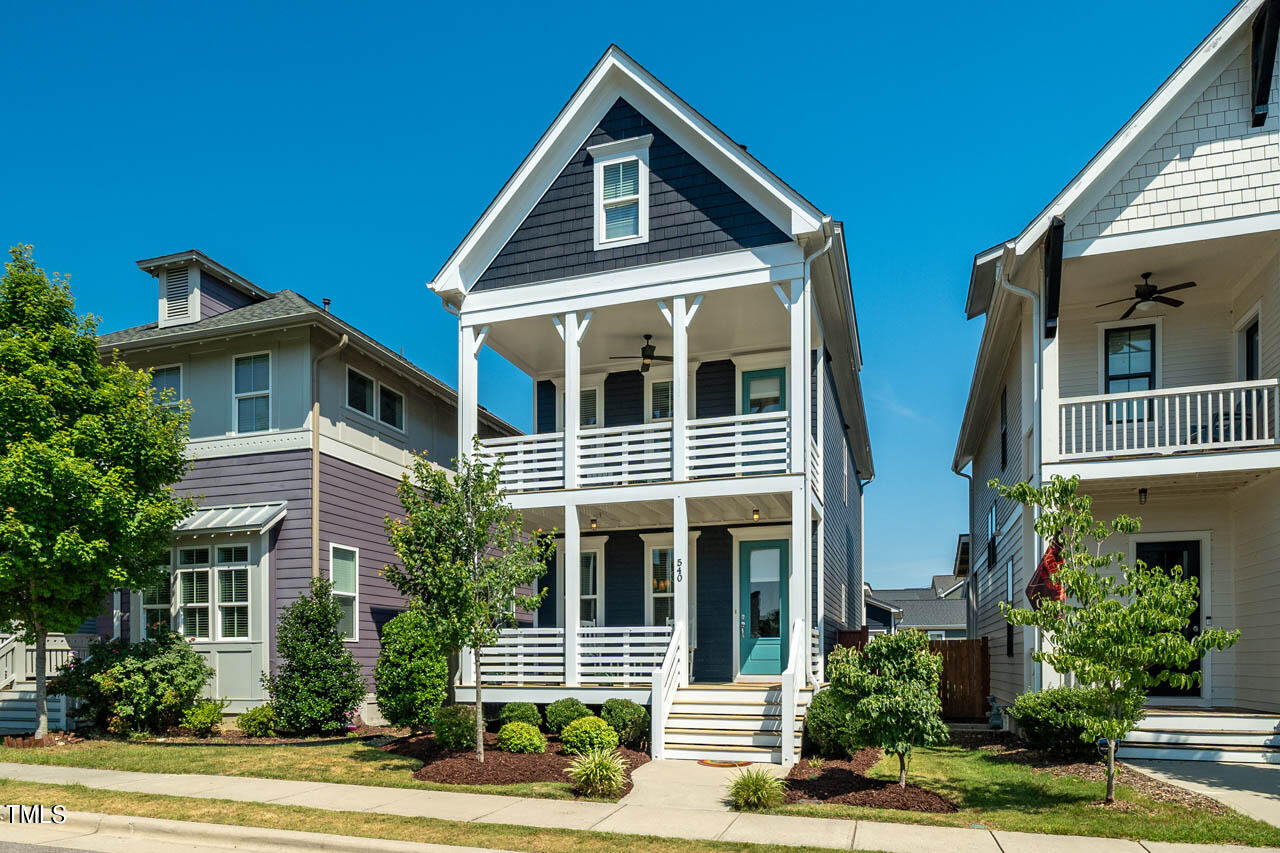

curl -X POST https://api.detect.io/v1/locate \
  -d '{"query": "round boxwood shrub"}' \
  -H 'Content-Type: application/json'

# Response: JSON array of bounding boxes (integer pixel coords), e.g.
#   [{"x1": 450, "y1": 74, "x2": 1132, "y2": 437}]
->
[
  {"x1": 561, "y1": 715, "x2": 619, "y2": 755},
  {"x1": 601, "y1": 698, "x2": 649, "y2": 750},
  {"x1": 496, "y1": 721, "x2": 547, "y2": 753},
  {"x1": 374, "y1": 609, "x2": 449, "y2": 732},
  {"x1": 236, "y1": 704, "x2": 276, "y2": 738},
  {"x1": 545, "y1": 697, "x2": 592, "y2": 734},
  {"x1": 803, "y1": 688, "x2": 857, "y2": 758},
  {"x1": 434, "y1": 704, "x2": 476, "y2": 751},
  {"x1": 499, "y1": 702, "x2": 542, "y2": 729}
]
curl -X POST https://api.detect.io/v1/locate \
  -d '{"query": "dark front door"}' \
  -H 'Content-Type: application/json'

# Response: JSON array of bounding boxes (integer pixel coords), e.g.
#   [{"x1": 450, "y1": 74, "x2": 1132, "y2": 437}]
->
[{"x1": 1137, "y1": 540, "x2": 1203, "y2": 698}]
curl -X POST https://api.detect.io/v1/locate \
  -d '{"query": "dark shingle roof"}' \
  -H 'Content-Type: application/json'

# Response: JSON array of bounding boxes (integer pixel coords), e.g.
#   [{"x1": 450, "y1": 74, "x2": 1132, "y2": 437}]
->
[
  {"x1": 99, "y1": 290, "x2": 314, "y2": 347},
  {"x1": 893, "y1": 598, "x2": 966, "y2": 630}
]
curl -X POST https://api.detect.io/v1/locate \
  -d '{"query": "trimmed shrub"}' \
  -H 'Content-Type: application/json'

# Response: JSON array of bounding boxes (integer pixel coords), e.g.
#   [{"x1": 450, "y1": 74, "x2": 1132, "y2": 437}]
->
[
  {"x1": 601, "y1": 698, "x2": 648, "y2": 750},
  {"x1": 49, "y1": 631, "x2": 213, "y2": 735},
  {"x1": 728, "y1": 767, "x2": 786, "y2": 811},
  {"x1": 566, "y1": 747, "x2": 629, "y2": 798},
  {"x1": 1009, "y1": 686, "x2": 1143, "y2": 759},
  {"x1": 804, "y1": 688, "x2": 856, "y2": 758},
  {"x1": 496, "y1": 721, "x2": 547, "y2": 754},
  {"x1": 560, "y1": 715, "x2": 619, "y2": 755},
  {"x1": 263, "y1": 578, "x2": 367, "y2": 735},
  {"x1": 236, "y1": 704, "x2": 276, "y2": 738},
  {"x1": 545, "y1": 697, "x2": 592, "y2": 734},
  {"x1": 182, "y1": 699, "x2": 228, "y2": 737},
  {"x1": 374, "y1": 609, "x2": 449, "y2": 732},
  {"x1": 435, "y1": 704, "x2": 476, "y2": 750},
  {"x1": 499, "y1": 702, "x2": 542, "y2": 729}
]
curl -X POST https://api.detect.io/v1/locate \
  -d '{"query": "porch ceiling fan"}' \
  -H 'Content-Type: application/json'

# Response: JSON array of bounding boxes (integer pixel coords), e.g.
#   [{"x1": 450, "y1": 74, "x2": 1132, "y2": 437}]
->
[
  {"x1": 609, "y1": 334, "x2": 673, "y2": 373},
  {"x1": 1097, "y1": 272, "x2": 1197, "y2": 320}
]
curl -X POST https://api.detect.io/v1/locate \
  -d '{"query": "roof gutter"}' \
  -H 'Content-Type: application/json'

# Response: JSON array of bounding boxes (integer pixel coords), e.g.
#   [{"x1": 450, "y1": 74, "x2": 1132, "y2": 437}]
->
[{"x1": 310, "y1": 333, "x2": 349, "y2": 578}]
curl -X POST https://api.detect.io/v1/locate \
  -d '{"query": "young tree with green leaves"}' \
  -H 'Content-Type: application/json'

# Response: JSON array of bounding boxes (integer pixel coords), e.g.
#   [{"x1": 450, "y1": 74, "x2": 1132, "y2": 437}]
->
[
  {"x1": 825, "y1": 629, "x2": 948, "y2": 786},
  {"x1": 0, "y1": 245, "x2": 192, "y2": 737},
  {"x1": 384, "y1": 444, "x2": 552, "y2": 760},
  {"x1": 992, "y1": 474, "x2": 1240, "y2": 803}
]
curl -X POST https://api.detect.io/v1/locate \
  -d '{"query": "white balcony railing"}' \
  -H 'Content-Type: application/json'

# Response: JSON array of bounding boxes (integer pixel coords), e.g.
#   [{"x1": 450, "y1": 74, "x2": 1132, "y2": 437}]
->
[
  {"x1": 578, "y1": 421, "x2": 672, "y2": 487},
  {"x1": 476, "y1": 432, "x2": 565, "y2": 492},
  {"x1": 475, "y1": 627, "x2": 566, "y2": 686},
  {"x1": 1058, "y1": 378, "x2": 1280, "y2": 460},
  {"x1": 808, "y1": 435, "x2": 822, "y2": 498},
  {"x1": 471, "y1": 625, "x2": 674, "y2": 688},
  {"x1": 686, "y1": 411, "x2": 790, "y2": 478}
]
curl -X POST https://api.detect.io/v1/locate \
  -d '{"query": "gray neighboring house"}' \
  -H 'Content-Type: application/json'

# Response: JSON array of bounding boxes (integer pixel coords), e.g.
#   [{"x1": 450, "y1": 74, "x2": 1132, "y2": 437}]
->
[
  {"x1": 863, "y1": 570, "x2": 968, "y2": 640},
  {"x1": 95, "y1": 250, "x2": 515, "y2": 716}
]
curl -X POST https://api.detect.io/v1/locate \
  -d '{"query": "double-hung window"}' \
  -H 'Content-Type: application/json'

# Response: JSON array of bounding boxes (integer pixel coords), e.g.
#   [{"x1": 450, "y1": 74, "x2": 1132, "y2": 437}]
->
[
  {"x1": 589, "y1": 135, "x2": 652, "y2": 251},
  {"x1": 175, "y1": 547, "x2": 211, "y2": 640},
  {"x1": 140, "y1": 575, "x2": 171, "y2": 638},
  {"x1": 649, "y1": 379, "x2": 673, "y2": 422},
  {"x1": 1104, "y1": 325, "x2": 1155, "y2": 421},
  {"x1": 216, "y1": 545, "x2": 250, "y2": 640},
  {"x1": 234, "y1": 353, "x2": 271, "y2": 433},
  {"x1": 330, "y1": 545, "x2": 359, "y2": 641},
  {"x1": 150, "y1": 365, "x2": 182, "y2": 410}
]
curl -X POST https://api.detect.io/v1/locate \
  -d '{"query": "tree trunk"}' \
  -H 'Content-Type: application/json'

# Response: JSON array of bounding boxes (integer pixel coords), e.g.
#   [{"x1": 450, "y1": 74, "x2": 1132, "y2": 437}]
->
[
  {"x1": 34, "y1": 629, "x2": 48, "y2": 739},
  {"x1": 1105, "y1": 738, "x2": 1116, "y2": 804},
  {"x1": 897, "y1": 752, "x2": 907, "y2": 787},
  {"x1": 474, "y1": 646, "x2": 484, "y2": 762},
  {"x1": 445, "y1": 651, "x2": 459, "y2": 706}
]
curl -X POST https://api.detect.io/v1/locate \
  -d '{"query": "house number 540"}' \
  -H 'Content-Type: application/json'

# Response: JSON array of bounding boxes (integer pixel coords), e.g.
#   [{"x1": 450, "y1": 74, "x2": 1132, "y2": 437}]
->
[{"x1": 675, "y1": 558, "x2": 683, "y2": 582}]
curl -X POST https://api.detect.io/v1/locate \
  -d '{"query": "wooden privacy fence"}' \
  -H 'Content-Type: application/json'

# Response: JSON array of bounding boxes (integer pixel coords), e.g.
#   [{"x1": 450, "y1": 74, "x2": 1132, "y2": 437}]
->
[{"x1": 834, "y1": 631, "x2": 990, "y2": 719}]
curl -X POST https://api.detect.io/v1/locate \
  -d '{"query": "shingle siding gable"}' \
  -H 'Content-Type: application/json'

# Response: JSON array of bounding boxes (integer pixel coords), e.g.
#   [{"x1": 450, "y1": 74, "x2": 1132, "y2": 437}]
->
[{"x1": 474, "y1": 98, "x2": 791, "y2": 291}]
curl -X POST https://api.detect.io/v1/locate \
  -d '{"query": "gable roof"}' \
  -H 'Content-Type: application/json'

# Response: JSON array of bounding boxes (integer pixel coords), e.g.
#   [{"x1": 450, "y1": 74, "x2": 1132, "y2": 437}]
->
[
  {"x1": 892, "y1": 598, "x2": 967, "y2": 630},
  {"x1": 429, "y1": 45, "x2": 826, "y2": 301},
  {"x1": 137, "y1": 249, "x2": 272, "y2": 301}
]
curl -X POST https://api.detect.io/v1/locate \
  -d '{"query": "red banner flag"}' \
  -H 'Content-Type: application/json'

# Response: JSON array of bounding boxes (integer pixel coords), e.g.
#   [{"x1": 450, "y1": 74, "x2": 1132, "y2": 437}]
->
[{"x1": 1025, "y1": 543, "x2": 1066, "y2": 610}]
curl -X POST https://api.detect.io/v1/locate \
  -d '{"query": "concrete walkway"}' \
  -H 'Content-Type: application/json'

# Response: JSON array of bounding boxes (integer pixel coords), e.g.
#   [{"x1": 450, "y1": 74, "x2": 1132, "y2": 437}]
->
[
  {"x1": 1128, "y1": 760, "x2": 1280, "y2": 829},
  {"x1": 1, "y1": 762, "x2": 1277, "y2": 853}
]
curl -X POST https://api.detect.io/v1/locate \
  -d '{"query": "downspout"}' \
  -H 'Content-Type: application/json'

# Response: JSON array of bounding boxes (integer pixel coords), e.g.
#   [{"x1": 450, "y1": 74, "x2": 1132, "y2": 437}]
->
[{"x1": 311, "y1": 333, "x2": 349, "y2": 577}]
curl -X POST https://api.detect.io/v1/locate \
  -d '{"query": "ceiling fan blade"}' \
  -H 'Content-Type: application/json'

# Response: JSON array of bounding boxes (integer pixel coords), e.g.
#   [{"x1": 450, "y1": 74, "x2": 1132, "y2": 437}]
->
[
  {"x1": 1155, "y1": 281, "x2": 1196, "y2": 294},
  {"x1": 640, "y1": 361, "x2": 651, "y2": 374},
  {"x1": 650, "y1": 355, "x2": 674, "y2": 362},
  {"x1": 1151, "y1": 295, "x2": 1184, "y2": 307},
  {"x1": 609, "y1": 356, "x2": 640, "y2": 360},
  {"x1": 1096, "y1": 296, "x2": 1139, "y2": 308},
  {"x1": 1119, "y1": 301, "x2": 1140, "y2": 320}
]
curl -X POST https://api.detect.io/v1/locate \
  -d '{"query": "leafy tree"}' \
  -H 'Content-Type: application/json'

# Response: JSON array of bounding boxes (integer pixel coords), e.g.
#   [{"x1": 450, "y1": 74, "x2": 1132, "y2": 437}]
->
[
  {"x1": 263, "y1": 577, "x2": 366, "y2": 734},
  {"x1": 373, "y1": 607, "x2": 449, "y2": 731},
  {"x1": 825, "y1": 629, "x2": 948, "y2": 786},
  {"x1": 384, "y1": 445, "x2": 552, "y2": 760},
  {"x1": 0, "y1": 245, "x2": 191, "y2": 737},
  {"x1": 992, "y1": 474, "x2": 1240, "y2": 803}
]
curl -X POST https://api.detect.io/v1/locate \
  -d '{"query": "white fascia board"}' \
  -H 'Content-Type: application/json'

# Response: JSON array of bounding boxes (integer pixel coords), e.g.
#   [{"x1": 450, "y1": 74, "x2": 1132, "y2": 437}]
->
[
  {"x1": 429, "y1": 47, "x2": 822, "y2": 298},
  {"x1": 1065, "y1": 210, "x2": 1280, "y2": 259},
  {"x1": 1043, "y1": 447, "x2": 1280, "y2": 482},
  {"x1": 1010, "y1": 0, "x2": 1260, "y2": 258}
]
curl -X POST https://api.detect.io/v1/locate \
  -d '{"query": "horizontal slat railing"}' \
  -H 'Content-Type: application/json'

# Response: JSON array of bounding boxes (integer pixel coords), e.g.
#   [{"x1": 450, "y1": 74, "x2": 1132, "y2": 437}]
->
[
  {"x1": 476, "y1": 628, "x2": 565, "y2": 686},
  {"x1": 578, "y1": 422, "x2": 672, "y2": 487},
  {"x1": 578, "y1": 625, "x2": 673, "y2": 686},
  {"x1": 687, "y1": 411, "x2": 790, "y2": 478},
  {"x1": 476, "y1": 432, "x2": 564, "y2": 492},
  {"x1": 1058, "y1": 379, "x2": 1280, "y2": 460}
]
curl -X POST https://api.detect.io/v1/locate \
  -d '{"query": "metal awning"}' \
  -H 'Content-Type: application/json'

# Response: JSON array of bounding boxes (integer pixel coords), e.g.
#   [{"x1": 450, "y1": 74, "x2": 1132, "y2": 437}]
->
[{"x1": 174, "y1": 501, "x2": 287, "y2": 537}]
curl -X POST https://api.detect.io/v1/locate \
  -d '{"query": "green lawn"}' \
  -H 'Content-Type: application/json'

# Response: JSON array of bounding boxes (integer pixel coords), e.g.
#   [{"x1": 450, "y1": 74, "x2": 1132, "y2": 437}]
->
[
  {"x1": 774, "y1": 744, "x2": 1280, "y2": 847},
  {"x1": 0, "y1": 737, "x2": 575, "y2": 799}
]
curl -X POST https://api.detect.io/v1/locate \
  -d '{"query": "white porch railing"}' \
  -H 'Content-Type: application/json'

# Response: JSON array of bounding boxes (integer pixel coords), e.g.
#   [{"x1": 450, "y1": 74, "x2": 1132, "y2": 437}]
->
[
  {"x1": 1058, "y1": 379, "x2": 1280, "y2": 460},
  {"x1": 578, "y1": 422, "x2": 672, "y2": 486},
  {"x1": 0, "y1": 635, "x2": 18, "y2": 690},
  {"x1": 649, "y1": 620, "x2": 685, "y2": 761},
  {"x1": 809, "y1": 627, "x2": 823, "y2": 686},
  {"x1": 475, "y1": 432, "x2": 564, "y2": 492},
  {"x1": 475, "y1": 628, "x2": 566, "y2": 686},
  {"x1": 808, "y1": 435, "x2": 822, "y2": 497},
  {"x1": 780, "y1": 620, "x2": 806, "y2": 768},
  {"x1": 687, "y1": 411, "x2": 790, "y2": 478},
  {"x1": 1, "y1": 634, "x2": 87, "y2": 691},
  {"x1": 578, "y1": 625, "x2": 673, "y2": 685}
]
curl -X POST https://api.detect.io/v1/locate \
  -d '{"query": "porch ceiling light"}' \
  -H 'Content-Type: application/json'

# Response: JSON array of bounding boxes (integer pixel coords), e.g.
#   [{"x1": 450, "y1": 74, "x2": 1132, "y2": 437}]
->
[
  {"x1": 590, "y1": 518, "x2": 598, "y2": 530},
  {"x1": 1138, "y1": 488, "x2": 1148, "y2": 505},
  {"x1": 752, "y1": 508, "x2": 760, "y2": 522}
]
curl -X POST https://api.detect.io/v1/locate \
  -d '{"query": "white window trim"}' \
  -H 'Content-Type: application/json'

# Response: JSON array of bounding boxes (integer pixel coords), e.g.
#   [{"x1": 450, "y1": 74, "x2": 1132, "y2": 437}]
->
[
  {"x1": 1096, "y1": 317, "x2": 1162, "y2": 394},
  {"x1": 150, "y1": 364, "x2": 183, "y2": 410},
  {"x1": 214, "y1": 546, "x2": 252, "y2": 641},
  {"x1": 640, "y1": 532, "x2": 700, "y2": 638},
  {"x1": 643, "y1": 366, "x2": 674, "y2": 424},
  {"x1": 231, "y1": 350, "x2": 272, "y2": 435},
  {"x1": 377, "y1": 381, "x2": 407, "y2": 433},
  {"x1": 1233, "y1": 299, "x2": 1262, "y2": 381},
  {"x1": 329, "y1": 543, "x2": 360, "y2": 643},
  {"x1": 140, "y1": 548, "x2": 174, "y2": 641},
  {"x1": 578, "y1": 540, "x2": 606, "y2": 627},
  {"x1": 733, "y1": 353, "x2": 789, "y2": 414},
  {"x1": 174, "y1": 557, "x2": 212, "y2": 642},
  {"x1": 555, "y1": 374, "x2": 606, "y2": 431},
  {"x1": 345, "y1": 365, "x2": 377, "y2": 421},
  {"x1": 589, "y1": 134, "x2": 652, "y2": 251}
]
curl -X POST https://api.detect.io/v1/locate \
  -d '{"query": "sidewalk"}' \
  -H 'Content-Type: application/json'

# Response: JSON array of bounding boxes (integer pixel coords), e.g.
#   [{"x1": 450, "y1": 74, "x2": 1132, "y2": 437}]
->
[
  {"x1": 1, "y1": 762, "x2": 1277, "y2": 853},
  {"x1": 1128, "y1": 760, "x2": 1280, "y2": 829}
]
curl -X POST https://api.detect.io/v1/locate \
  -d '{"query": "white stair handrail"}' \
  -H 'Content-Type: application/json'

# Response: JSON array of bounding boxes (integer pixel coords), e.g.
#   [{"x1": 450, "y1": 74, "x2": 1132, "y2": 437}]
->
[
  {"x1": 780, "y1": 620, "x2": 806, "y2": 768},
  {"x1": 0, "y1": 634, "x2": 20, "y2": 690},
  {"x1": 649, "y1": 620, "x2": 685, "y2": 761}
]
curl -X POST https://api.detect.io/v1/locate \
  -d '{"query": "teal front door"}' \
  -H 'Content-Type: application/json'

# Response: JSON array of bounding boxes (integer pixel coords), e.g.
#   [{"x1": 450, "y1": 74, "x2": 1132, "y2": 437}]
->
[{"x1": 738, "y1": 539, "x2": 788, "y2": 675}]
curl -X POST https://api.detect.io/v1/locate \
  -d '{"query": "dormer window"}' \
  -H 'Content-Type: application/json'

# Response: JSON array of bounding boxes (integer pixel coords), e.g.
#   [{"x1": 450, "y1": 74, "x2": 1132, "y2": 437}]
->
[{"x1": 588, "y1": 134, "x2": 652, "y2": 251}]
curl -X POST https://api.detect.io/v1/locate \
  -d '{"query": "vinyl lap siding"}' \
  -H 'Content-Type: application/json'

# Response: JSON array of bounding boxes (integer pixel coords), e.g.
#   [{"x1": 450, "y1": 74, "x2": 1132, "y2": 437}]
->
[
  {"x1": 603, "y1": 371, "x2": 643, "y2": 427},
  {"x1": 694, "y1": 527, "x2": 733, "y2": 681},
  {"x1": 1229, "y1": 475, "x2": 1280, "y2": 712},
  {"x1": 696, "y1": 360, "x2": 735, "y2": 418},
  {"x1": 820, "y1": 356, "x2": 862, "y2": 649},
  {"x1": 474, "y1": 98, "x2": 790, "y2": 291}
]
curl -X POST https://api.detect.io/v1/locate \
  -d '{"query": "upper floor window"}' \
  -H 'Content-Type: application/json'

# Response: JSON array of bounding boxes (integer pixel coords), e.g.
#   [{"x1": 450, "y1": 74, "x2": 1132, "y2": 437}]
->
[
  {"x1": 1244, "y1": 318, "x2": 1260, "y2": 381},
  {"x1": 579, "y1": 549, "x2": 603, "y2": 627},
  {"x1": 380, "y1": 385, "x2": 405, "y2": 430},
  {"x1": 234, "y1": 353, "x2": 271, "y2": 433},
  {"x1": 347, "y1": 367, "x2": 375, "y2": 417},
  {"x1": 649, "y1": 379, "x2": 673, "y2": 422},
  {"x1": 150, "y1": 365, "x2": 182, "y2": 410},
  {"x1": 580, "y1": 387, "x2": 599, "y2": 427},
  {"x1": 743, "y1": 368, "x2": 786, "y2": 414},
  {"x1": 999, "y1": 387, "x2": 1008, "y2": 471},
  {"x1": 985, "y1": 502, "x2": 997, "y2": 573},
  {"x1": 588, "y1": 134, "x2": 652, "y2": 251},
  {"x1": 1104, "y1": 325, "x2": 1156, "y2": 422}
]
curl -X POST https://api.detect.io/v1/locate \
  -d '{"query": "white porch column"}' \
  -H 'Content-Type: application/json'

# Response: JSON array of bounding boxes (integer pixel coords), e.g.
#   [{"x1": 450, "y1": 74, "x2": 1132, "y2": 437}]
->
[
  {"x1": 673, "y1": 494, "x2": 690, "y2": 686},
  {"x1": 671, "y1": 296, "x2": 689, "y2": 481},
  {"x1": 1041, "y1": 333, "x2": 1060, "y2": 467},
  {"x1": 790, "y1": 486, "x2": 807, "y2": 657},
  {"x1": 563, "y1": 508, "x2": 580, "y2": 686},
  {"x1": 458, "y1": 324, "x2": 479, "y2": 459},
  {"x1": 787, "y1": 279, "x2": 809, "y2": 473},
  {"x1": 562, "y1": 312, "x2": 581, "y2": 489}
]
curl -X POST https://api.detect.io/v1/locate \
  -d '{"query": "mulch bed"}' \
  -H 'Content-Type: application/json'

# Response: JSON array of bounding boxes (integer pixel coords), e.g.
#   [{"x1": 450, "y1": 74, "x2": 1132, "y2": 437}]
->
[
  {"x1": 386, "y1": 731, "x2": 650, "y2": 796},
  {"x1": 784, "y1": 747, "x2": 957, "y2": 813}
]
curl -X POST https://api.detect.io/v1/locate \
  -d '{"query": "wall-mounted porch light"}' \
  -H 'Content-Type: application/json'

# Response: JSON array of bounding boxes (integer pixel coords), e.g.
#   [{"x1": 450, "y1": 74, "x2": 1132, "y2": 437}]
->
[
  {"x1": 752, "y1": 508, "x2": 760, "y2": 522},
  {"x1": 589, "y1": 518, "x2": 598, "y2": 531},
  {"x1": 1138, "y1": 488, "x2": 1148, "y2": 505}
]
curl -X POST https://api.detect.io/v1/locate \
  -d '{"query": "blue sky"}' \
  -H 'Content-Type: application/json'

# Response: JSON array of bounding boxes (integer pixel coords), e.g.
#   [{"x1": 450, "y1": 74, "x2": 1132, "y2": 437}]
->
[{"x1": 2, "y1": 0, "x2": 1232, "y2": 589}]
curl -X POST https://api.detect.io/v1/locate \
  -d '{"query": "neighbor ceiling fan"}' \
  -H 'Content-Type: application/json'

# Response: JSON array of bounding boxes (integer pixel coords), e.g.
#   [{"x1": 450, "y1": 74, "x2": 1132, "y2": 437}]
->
[
  {"x1": 609, "y1": 334, "x2": 672, "y2": 373},
  {"x1": 1096, "y1": 272, "x2": 1197, "y2": 320}
]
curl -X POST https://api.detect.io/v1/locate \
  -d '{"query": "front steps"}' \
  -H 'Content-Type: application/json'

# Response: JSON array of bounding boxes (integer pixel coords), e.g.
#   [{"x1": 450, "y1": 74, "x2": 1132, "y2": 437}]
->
[
  {"x1": 662, "y1": 683, "x2": 813, "y2": 764},
  {"x1": 1118, "y1": 708, "x2": 1280, "y2": 764}
]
